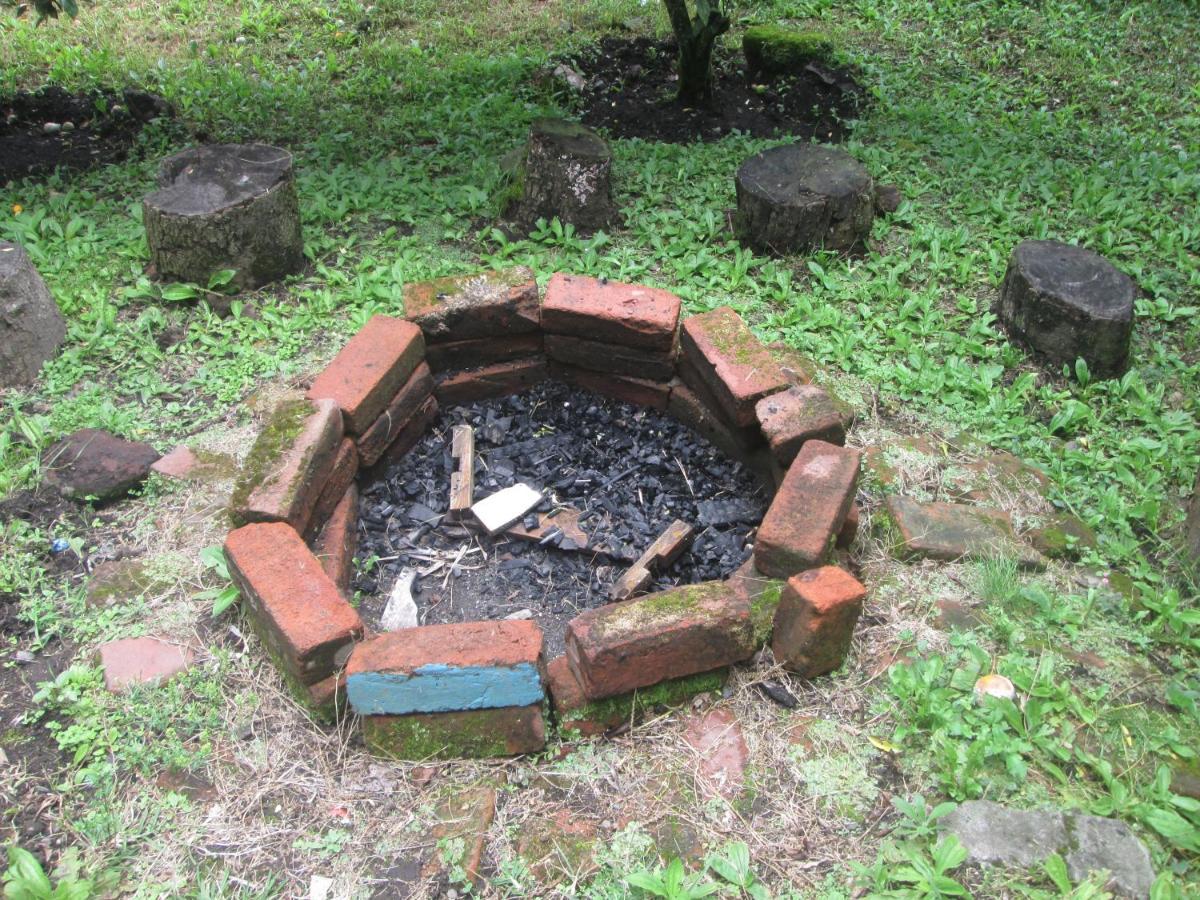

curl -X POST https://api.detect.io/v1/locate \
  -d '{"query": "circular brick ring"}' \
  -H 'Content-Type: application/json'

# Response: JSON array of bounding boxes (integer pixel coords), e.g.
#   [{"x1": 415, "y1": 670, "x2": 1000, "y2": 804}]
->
[{"x1": 221, "y1": 269, "x2": 867, "y2": 759}]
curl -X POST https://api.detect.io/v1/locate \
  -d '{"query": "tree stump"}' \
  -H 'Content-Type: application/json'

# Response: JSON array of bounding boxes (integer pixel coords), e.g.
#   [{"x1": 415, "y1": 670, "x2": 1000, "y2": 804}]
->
[
  {"x1": 508, "y1": 118, "x2": 616, "y2": 235},
  {"x1": 143, "y1": 143, "x2": 303, "y2": 290},
  {"x1": 734, "y1": 144, "x2": 874, "y2": 254},
  {"x1": 997, "y1": 240, "x2": 1135, "y2": 379},
  {"x1": 0, "y1": 241, "x2": 65, "y2": 388}
]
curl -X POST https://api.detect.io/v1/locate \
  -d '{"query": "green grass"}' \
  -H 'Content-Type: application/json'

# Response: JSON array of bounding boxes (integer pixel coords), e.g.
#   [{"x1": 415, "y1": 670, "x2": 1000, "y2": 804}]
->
[{"x1": 1, "y1": 0, "x2": 1198, "y2": 895}]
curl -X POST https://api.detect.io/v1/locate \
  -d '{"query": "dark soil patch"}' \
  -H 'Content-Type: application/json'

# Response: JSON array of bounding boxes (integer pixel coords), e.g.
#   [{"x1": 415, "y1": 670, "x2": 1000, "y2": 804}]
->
[
  {"x1": 562, "y1": 36, "x2": 863, "y2": 143},
  {"x1": 1, "y1": 85, "x2": 171, "y2": 186},
  {"x1": 356, "y1": 381, "x2": 766, "y2": 656}
]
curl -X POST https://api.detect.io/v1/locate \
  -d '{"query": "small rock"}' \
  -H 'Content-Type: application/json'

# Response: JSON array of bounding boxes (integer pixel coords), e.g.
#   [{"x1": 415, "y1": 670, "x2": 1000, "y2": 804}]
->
[
  {"x1": 42, "y1": 122, "x2": 62, "y2": 134},
  {"x1": 552, "y1": 63, "x2": 587, "y2": 92},
  {"x1": 14, "y1": 650, "x2": 35, "y2": 664},
  {"x1": 60, "y1": 122, "x2": 75, "y2": 133},
  {"x1": 973, "y1": 673, "x2": 1016, "y2": 702},
  {"x1": 504, "y1": 609, "x2": 534, "y2": 620},
  {"x1": 43, "y1": 428, "x2": 160, "y2": 504},
  {"x1": 875, "y1": 183, "x2": 902, "y2": 213}
]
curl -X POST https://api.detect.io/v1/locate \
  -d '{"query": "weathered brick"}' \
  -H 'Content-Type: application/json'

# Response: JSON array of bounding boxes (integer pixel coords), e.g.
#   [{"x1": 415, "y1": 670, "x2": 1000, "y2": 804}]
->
[
  {"x1": 765, "y1": 341, "x2": 819, "y2": 386},
  {"x1": 885, "y1": 496, "x2": 1047, "y2": 570},
  {"x1": 355, "y1": 362, "x2": 435, "y2": 467},
  {"x1": 362, "y1": 705, "x2": 546, "y2": 759},
  {"x1": 306, "y1": 315, "x2": 425, "y2": 434},
  {"x1": 96, "y1": 636, "x2": 195, "y2": 692},
  {"x1": 346, "y1": 620, "x2": 544, "y2": 715},
  {"x1": 363, "y1": 395, "x2": 439, "y2": 476},
  {"x1": 311, "y1": 483, "x2": 358, "y2": 595},
  {"x1": 305, "y1": 671, "x2": 348, "y2": 723},
  {"x1": 565, "y1": 581, "x2": 755, "y2": 700},
  {"x1": 230, "y1": 397, "x2": 343, "y2": 534},
  {"x1": 754, "y1": 440, "x2": 860, "y2": 578},
  {"x1": 837, "y1": 503, "x2": 861, "y2": 549},
  {"x1": 306, "y1": 438, "x2": 359, "y2": 538},
  {"x1": 434, "y1": 357, "x2": 548, "y2": 406},
  {"x1": 666, "y1": 381, "x2": 763, "y2": 461},
  {"x1": 545, "y1": 333, "x2": 676, "y2": 380},
  {"x1": 551, "y1": 363, "x2": 670, "y2": 411},
  {"x1": 680, "y1": 307, "x2": 788, "y2": 427},
  {"x1": 725, "y1": 559, "x2": 786, "y2": 648},
  {"x1": 546, "y1": 655, "x2": 726, "y2": 737},
  {"x1": 425, "y1": 333, "x2": 544, "y2": 372},
  {"x1": 542, "y1": 273, "x2": 681, "y2": 352},
  {"x1": 224, "y1": 522, "x2": 364, "y2": 685},
  {"x1": 755, "y1": 384, "x2": 846, "y2": 467},
  {"x1": 404, "y1": 267, "x2": 540, "y2": 342},
  {"x1": 771, "y1": 566, "x2": 866, "y2": 677}
]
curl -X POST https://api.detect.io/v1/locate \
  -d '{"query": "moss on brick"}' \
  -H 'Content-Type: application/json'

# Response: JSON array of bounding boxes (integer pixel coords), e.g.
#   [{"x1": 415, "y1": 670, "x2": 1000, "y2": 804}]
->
[
  {"x1": 592, "y1": 582, "x2": 728, "y2": 642},
  {"x1": 229, "y1": 397, "x2": 313, "y2": 517},
  {"x1": 748, "y1": 580, "x2": 784, "y2": 647},
  {"x1": 743, "y1": 25, "x2": 835, "y2": 77},
  {"x1": 559, "y1": 668, "x2": 727, "y2": 733},
  {"x1": 362, "y1": 705, "x2": 545, "y2": 759}
]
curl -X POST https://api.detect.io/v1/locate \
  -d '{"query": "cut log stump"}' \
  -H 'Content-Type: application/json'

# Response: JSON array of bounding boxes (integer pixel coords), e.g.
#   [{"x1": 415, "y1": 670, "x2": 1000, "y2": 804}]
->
[
  {"x1": 143, "y1": 143, "x2": 304, "y2": 291},
  {"x1": 507, "y1": 118, "x2": 617, "y2": 235},
  {"x1": 734, "y1": 143, "x2": 873, "y2": 254}
]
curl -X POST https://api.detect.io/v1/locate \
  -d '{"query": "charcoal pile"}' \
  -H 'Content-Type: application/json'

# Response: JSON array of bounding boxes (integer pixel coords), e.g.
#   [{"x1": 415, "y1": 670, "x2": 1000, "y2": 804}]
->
[{"x1": 356, "y1": 381, "x2": 765, "y2": 655}]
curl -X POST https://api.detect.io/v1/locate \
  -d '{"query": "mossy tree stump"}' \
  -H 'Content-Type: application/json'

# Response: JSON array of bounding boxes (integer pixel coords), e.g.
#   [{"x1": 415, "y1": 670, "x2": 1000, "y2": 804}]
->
[
  {"x1": 143, "y1": 143, "x2": 304, "y2": 291},
  {"x1": 735, "y1": 143, "x2": 874, "y2": 254},
  {"x1": 507, "y1": 118, "x2": 617, "y2": 236},
  {"x1": 743, "y1": 24, "x2": 834, "y2": 78}
]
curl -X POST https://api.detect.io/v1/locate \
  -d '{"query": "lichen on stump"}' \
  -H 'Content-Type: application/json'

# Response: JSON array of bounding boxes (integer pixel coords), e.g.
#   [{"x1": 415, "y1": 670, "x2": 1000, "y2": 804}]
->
[
  {"x1": 143, "y1": 143, "x2": 304, "y2": 290},
  {"x1": 506, "y1": 118, "x2": 617, "y2": 235},
  {"x1": 735, "y1": 143, "x2": 874, "y2": 254}
]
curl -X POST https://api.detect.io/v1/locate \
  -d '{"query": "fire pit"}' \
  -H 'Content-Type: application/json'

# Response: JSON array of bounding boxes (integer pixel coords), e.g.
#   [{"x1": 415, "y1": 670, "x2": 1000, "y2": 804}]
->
[{"x1": 221, "y1": 269, "x2": 866, "y2": 759}]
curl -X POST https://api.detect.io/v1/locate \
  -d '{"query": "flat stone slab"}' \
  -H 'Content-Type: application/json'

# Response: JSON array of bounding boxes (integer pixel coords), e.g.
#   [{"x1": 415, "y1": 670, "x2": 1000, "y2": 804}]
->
[
  {"x1": 403, "y1": 267, "x2": 540, "y2": 342},
  {"x1": 43, "y1": 428, "x2": 160, "y2": 503},
  {"x1": 97, "y1": 636, "x2": 195, "y2": 692},
  {"x1": 680, "y1": 306, "x2": 789, "y2": 427},
  {"x1": 150, "y1": 445, "x2": 235, "y2": 482},
  {"x1": 886, "y1": 496, "x2": 1047, "y2": 570},
  {"x1": 542, "y1": 273, "x2": 681, "y2": 352},
  {"x1": 997, "y1": 239, "x2": 1136, "y2": 379},
  {"x1": 682, "y1": 708, "x2": 749, "y2": 800},
  {"x1": 944, "y1": 800, "x2": 1155, "y2": 898},
  {"x1": 346, "y1": 620, "x2": 544, "y2": 715},
  {"x1": 0, "y1": 240, "x2": 65, "y2": 388}
]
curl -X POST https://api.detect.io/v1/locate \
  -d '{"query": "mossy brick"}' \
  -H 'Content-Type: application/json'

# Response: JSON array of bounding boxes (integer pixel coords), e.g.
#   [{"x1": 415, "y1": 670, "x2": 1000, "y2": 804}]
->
[
  {"x1": 305, "y1": 437, "x2": 358, "y2": 539},
  {"x1": 755, "y1": 384, "x2": 847, "y2": 467},
  {"x1": 772, "y1": 566, "x2": 866, "y2": 678},
  {"x1": 362, "y1": 395, "x2": 439, "y2": 477},
  {"x1": 755, "y1": 440, "x2": 861, "y2": 578},
  {"x1": 725, "y1": 559, "x2": 786, "y2": 648},
  {"x1": 346, "y1": 620, "x2": 544, "y2": 715},
  {"x1": 355, "y1": 362, "x2": 434, "y2": 467},
  {"x1": 565, "y1": 581, "x2": 755, "y2": 700},
  {"x1": 680, "y1": 306, "x2": 789, "y2": 427},
  {"x1": 546, "y1": 655, "x2": 726, "y2": 737},
  {"x1": 545, "y1": 333, "x2": 677, "y2": 380},
  {"x1": 306, "y1": 315, "x2": 425, "y2": 434},
  {"x1": 1028, "y1": 512, "x2": 1097, "y2": 560},
  {"x1": 311, "y1": 483, "x2": 358, "y2": 596},
  {"x1": 421, "y1": 784, "x2": 498, "y2": 888},
  {"x1": 403, "y1": 267, "x2": 540, "y2": 342},
  {"x1": 666, "y1": 380, "x2": 763, "y2": 462},
  {"x1": 766, "y1": 341, "x2": 820, "y2": 385},
  {"x1": 434, "y1": 357, "x2": 548, "y2": 405},
  {"x1": 223, "y1": 522, "x2": 364, "y2": 685},
  {"x1": 361, "y1": 705, "x2": 546, "y2": 760},
  {"x1": 304, "y1": 671, "x2": 348, "y2": 724},
  {"x1": 229, "y1": 397, "x2": 343, "y2": 534},
  {"x1": 424, "y1": 333, "x2": 544, "y2": 372},
  {"x1": 550, "y1": 362, "x2": 670, "y2": 411},
  {"x1": 886, "y1": 496, "x2": 1047, "y2": 570},
  {"x1": 743, "y1": 25, "x2": 835, "y2": 77},
  {"x1": 542, "y1": 273, "x2": 681, "y2": 352},
  {"x1": 85, "y1": 559, "x2": 161, "y2": 609}
]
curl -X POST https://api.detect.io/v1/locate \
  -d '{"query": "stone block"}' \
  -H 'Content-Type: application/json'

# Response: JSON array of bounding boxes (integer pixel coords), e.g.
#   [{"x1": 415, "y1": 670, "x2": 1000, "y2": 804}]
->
[
  {"x1": 885, "y1": 496, "x2": 1047, "y2": 570},
  {"x1": 361, "y1": 705, "x2": 546, "y2": 759},
  {"x1": 755, "y1": 440, "x2": 860, "y2": 578},
  {"x1": 434, "y1": 357, "x2": 548, "y2": 405},
  {"x1": 551, "y1": 363, "x2": 670, "y2": 411},
  {"x1": 306, "y1": 314, "x2": 425, "y2": 434},
  {"x1": 355, "y1": 362, "x2": 434, "y2": 467},
  {"x1": 772, "y1": 566, "x2": 866, "y2": 677},
  {"x1": 680, "y1": 307, "x2": 789, "y2": 427},
  {"x1": 346, "y1": 620, "x2": 544, "y2": 715},
  {"x1": 424, "y1": 333, "x2": 544, "y2": 372},
  {"x1": 43, "y1": 429, "x2": 160, "y2": 504},
  {"x1": 544, "y1": 333, "x2": 676, "y2": 380},
  {"x1": 403, "y1": 267, "x2": 540, "y2": 342},
  {"x1": 565, "y1": 581, "x2": 755, "y2": 700},
  {"x1": 224, "y1": 522, "x2": 364, "y2": 685},
  {"x1": 755, "y1": 384, "x2": 846, "y2": 467},
  {"x1": 542, "y1": 273, "x2": 680, "y2": 352},
  {"x1": 229, "y1": 397, "x2": 343, "y2": 534}
]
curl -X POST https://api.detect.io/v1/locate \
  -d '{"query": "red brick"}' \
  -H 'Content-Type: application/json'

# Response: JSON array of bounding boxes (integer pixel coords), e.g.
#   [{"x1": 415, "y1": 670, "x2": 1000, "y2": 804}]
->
[
  {"x1": 348, "y1": 619, "x2": 543, "y2": 678},
  {"x1": 224, "y1": 522, "x2": 364, "y2": 685},
  {"x1": 307, "y1": 315, "x2": 425, "y2": 434},
  {"x1": 666, "y1": 381, "x2": 762, "y2": 461},
  {"x1": 545, "y1": 333, "x2": 676, "y2": 380},
  {"x1": 771, "y1": 566, "x2": 866, "y2": 677},
  {"x1": 565, "y1": 581, "x2": 755, "y2": 700},
  {"x1": 755, "y1": 385, "x2": 847, "y2": 467},
  {"x1": 363, "y1": 706, "x2": 546, "y2": 760},
  {"x1": 355, "y1": 362, "x2": 435, "y2": 467},
  {"x1": 542, "y1": 273, "x2": 681, "y2": 352},
  {"x1": 551, "y1": 363, "x2": 670, "y2": 411},
  {"x1": 765, "y1": 341, "x2": 819, "y2": 385},
  {"x1": 305, "y1": 671, "x2": 348, "y2": 723},
  {"x1": 682, "y1": 708, "x2": 748, "y2": 799},
  {"x1": 306, "y1": 438, "x2": 359, "y2": 538},
  {"x1": 150, "y1": 445, "x2": 199, "y2": 480},
  {"x1": 837, "y1": 503, "x2": 861, "y2": 549},
  {"x1": 311, "y1": 483, "x2": 358, "y2": 595},
  {"x1": 404, "y1": 267, "x2": 540, "y2": 342},
  {"x1": 425, "y1": 333, "x2": 544, "y2": 372},
  {"x1": 363, "y1": 395, "x2": 439, "y2": 476},
  {"x1": 754, "y1": 440, "x2": 861, "y2": 578},
  {"x1": 96, "y1": 637, "x2": 195, "y2": 692},
  {"x1": 725, "y1": 559, "x2": 786, "y2": 647},
  {"x1": 230, "y1": 397, "x2": 344, "y2": 534},
  {"x1": 434, "y1": 357, "x2": 548, "y2": 405},
  {"x1": 680, "y1": 307, "x2": 789, "y2": 427}
]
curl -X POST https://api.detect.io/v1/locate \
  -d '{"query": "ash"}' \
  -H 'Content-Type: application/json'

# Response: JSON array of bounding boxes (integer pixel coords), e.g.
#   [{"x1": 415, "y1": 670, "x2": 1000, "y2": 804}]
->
[{"x1": 355, "y1": 381, "x2": 766, "y2": 656}]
